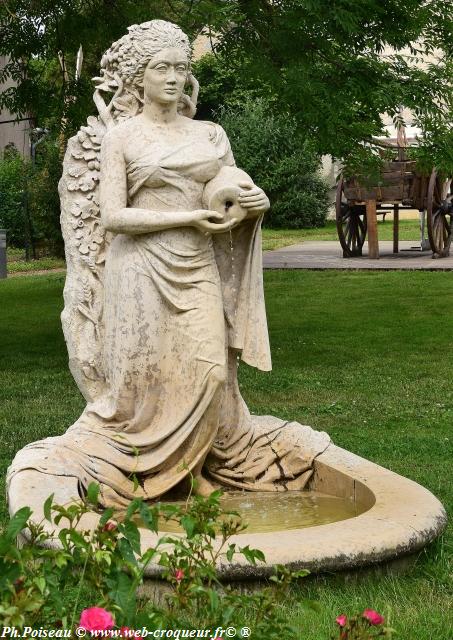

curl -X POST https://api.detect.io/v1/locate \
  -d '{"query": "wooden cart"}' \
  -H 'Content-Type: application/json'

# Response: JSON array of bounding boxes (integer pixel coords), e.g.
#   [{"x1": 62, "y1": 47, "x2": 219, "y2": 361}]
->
[{"x1": 336, "y1": 147, "x2": 453, "y2": 259}]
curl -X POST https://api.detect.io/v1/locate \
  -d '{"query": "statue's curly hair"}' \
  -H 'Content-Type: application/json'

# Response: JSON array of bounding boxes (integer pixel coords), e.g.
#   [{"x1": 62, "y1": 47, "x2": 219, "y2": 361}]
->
[
  {"x1": 101, "y1": 20, "x2": 192, "y2": 85},
  {"x1": 94, "y1": 20, "x2": 198, "y2": 121}
]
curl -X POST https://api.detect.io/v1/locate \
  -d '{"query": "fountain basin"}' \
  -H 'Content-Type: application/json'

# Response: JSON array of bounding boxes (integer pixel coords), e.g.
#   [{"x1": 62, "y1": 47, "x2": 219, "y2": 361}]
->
[
  {"x1": 138, "y1": 443, "x2": 446, "y2": 578},
  {"x1": 8, "y1": 443, "x2": 446, "y2": 579}
]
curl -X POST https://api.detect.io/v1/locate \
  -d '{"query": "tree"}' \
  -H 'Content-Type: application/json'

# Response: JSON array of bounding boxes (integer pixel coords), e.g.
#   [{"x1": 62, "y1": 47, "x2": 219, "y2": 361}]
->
[
  {"x1": 2, "y1": 0, "x2": 451, "y2": 197},
  {"x1": 0, "y1": 145, "x2": 27, "y2": 247},
  {"x1": 201, "y1": 0, "x2": 453, "y2": 174},
  {"x1": 4, "y1": 1, "x2": 450, "y2": 172},
  {"x1": 0, "y1": 0, "x2": 453, "y2": 245},
  {"x1": 0, "y1": 0, "x2": 225, "y2": 136}
]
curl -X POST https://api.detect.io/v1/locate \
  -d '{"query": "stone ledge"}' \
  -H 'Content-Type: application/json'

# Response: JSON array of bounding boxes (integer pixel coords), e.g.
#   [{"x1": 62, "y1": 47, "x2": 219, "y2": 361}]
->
[{"x1": 8, "y1": 443, "x2": 446, "y2": 579}]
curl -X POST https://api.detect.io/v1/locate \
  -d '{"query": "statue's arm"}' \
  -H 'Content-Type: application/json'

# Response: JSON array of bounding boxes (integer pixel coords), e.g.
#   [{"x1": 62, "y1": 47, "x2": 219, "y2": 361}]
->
[{"x1": 99, "y1": 131, "x2": 236, "y2": 235}]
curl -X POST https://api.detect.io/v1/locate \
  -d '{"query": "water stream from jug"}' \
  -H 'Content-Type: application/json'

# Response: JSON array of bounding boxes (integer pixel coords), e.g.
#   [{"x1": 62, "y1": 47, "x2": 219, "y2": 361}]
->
[{"x1": 228, "y1": 227, "x2": 241, "y2": 369}]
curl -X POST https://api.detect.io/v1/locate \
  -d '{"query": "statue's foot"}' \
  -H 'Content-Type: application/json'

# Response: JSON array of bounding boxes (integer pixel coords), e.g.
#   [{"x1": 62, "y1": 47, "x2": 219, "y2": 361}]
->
[{"x1": 192, "y1": 473, "x2": 216, "y2": 497}]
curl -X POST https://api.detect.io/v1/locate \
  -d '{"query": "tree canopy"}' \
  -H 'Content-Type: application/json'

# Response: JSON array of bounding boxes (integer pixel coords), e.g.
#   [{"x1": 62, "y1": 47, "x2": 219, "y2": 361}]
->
[
  {"x1": 0, "y1": 1, "x2": 201, "y2": 133},
  {"x1": 1, "y1": 0, "x2": 452, "y2": 171},
  {"x1": 208, "y1": 0, "x2": 453, "y2": 173}
]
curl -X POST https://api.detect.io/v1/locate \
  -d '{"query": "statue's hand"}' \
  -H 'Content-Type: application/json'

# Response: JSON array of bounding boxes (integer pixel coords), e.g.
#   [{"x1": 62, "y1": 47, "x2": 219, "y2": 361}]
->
[
  {"x1": 237, "y1": 182, "x2": 270, "y2": 215},
  {"x1": 191, "y1": 209, "x2": 238, "y2": 235}
]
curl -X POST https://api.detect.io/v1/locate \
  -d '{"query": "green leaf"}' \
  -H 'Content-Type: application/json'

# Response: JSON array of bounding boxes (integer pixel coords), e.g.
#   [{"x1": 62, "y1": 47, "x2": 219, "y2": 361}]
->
[
  {"x1": 33, "y1": 576, "x2": 46, "y2": 594},
  {"x1": 123, "y1": 520, "x2": 141, "y2": 555},
  {"x1": 0, "y1": 536, "x2": 11, "y2": 556},
  {"x1": 43, "y1": 493, "x2": 54, "y2": 523},
  {"x1": 0, "y1": 560, "x2": 21, "y2": 589},
  {"x1": 253, "y1": 549, "x2": 266, "y2": 563},
  {"x1": 141, "y1": 547, "x2": 157, "y2": 565},
  {"x1": 180, "y1": 515, "x2": 196, "y2": 538},
  {"x1": 6, "y1": 507, "x2": 32, "y2": 540},
  {"x1": 94, "y1": 550, "x2": 112, "y2": 566},
  {"x1": 86, "y1": 482, "x2": 100, "y2": 506},
  {"x1": 126, "y1": 498, "x2": 142, "y2": 519},
  {"x1": 108, "y1": 571, "x2": 136, "y2": 621},
  {"x1": 208, "y1": 588, "x2": 219, "y2": 612},
  {"x1": 139, "y1": 502, "x2": 158, "y2": 532},
  {"x1": 159, "y1": 503, "x2": 180, "y2": 518},
  {"x1": 226, "y1": 544, "x2": 236, "y2": 562},
  {"x1": 130, "y1": 473, "x2": 139, "y2": 493},
  {"x1": 68, "y1": 529, "x2": 89, "y2": 550},
  {"x1": 22, "y1": 597, "x2": 44, "y2": 613},
  {"x1": 207, "y1": 489, "x2": 223, "y2": 503},
  {"x1": 294, "y1": 569, "x2": 310, "y2": 579},
  {"x1": 54, "y1": 555, "x2": 68, "y2": 569},
  {"x1": 99, "y1": 507, "x2": 115, "y2": 528},
  {"x1": 118, "y1": 537, "x2": 137, "y2": 565},
  {"x1": 239, "y1": 545, "x2": 266, "y2": 565}
]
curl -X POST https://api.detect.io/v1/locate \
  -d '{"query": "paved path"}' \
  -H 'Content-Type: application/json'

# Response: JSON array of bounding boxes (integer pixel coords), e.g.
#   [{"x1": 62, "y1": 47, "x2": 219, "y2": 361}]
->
[
  {"x1": 263, "y1": 241, "x2": 453, "y2": 271},
  {"x1": 6, "y1": 241, "x2": 453, "y2": 276}
]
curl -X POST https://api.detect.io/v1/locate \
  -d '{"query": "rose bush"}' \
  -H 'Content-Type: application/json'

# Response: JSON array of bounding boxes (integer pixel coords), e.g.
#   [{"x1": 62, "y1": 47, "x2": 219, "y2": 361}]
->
[
  {"x1": 0, "y1": 481, "x2": 312, "y2": 638},
  {"x1": 333, "y1": 608, "x2": 394, "y2": 639},
  {"x1": 79, "y1": 607, "x2": 115, "y2": 631}
]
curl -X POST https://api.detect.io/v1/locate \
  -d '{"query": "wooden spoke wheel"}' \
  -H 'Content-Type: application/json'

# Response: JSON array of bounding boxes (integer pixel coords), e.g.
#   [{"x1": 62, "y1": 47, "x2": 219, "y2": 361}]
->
[
  {"x1": 427, "y1": 169, "x2": 453, "y2": 258},
  {"x1": 336, "y1": 176, "x2": 367, "y2": 257}
]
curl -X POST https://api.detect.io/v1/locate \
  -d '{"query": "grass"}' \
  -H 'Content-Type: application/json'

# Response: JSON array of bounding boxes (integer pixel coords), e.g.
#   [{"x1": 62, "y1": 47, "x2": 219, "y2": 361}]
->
[
  {"x1": 0, "y1": 270, "x2": 452, "y2": 638},
  {"x1": 261, "y1": 219, "x2": 422, "y2": 250},
  {"x1": 6, "y1": 247, "x2": 65, "y2": 273}
]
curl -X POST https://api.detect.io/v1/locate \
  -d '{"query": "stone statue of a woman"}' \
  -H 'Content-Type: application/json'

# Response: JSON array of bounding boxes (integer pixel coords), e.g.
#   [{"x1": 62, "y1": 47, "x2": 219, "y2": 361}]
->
[{"x1": 8, "y1": 20, "x2": 330, "y2": 513}]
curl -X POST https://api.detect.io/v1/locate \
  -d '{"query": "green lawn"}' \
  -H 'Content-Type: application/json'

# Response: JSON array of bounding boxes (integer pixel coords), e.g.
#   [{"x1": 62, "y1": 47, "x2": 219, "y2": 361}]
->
[
  {"x1": 261, "y1": 219, "x2": 422, "y2": 250},
  {"x1": 0, "y1": 271, "x2": 452, "y2": 638}
]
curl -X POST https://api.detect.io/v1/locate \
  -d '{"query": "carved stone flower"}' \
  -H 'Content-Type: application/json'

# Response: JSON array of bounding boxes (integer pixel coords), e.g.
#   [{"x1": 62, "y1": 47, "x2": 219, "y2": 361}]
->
[
  {"x1": 75, "y1": 221, "x2": 104, "y2": 255},
  {"x1": 70, "y1": 199, "x2": 99, "y2": 220}
]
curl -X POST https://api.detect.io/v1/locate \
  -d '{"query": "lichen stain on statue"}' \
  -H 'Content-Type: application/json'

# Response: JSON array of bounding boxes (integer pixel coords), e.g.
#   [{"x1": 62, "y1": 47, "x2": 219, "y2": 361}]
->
[{"x1": 7, "y1": 20, "x2": 330, "y2": 519}]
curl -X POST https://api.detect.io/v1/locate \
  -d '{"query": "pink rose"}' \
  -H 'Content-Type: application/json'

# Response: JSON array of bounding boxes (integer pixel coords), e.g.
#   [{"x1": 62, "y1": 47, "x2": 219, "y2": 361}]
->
[
  {"x1": 335, "y1": 614, "x2": 347, "y2": 627},
  {"x1": 363, "y1": 609, "x2": 385, "y2": 625},
  {"x1": 175, "y1": 569, "x2": 184, "y2": 582},
  {"x1": 103, "y1": 521, "x2": 117, "y2": 532},
  {"x1": 79, "y1": 607, "x2": 115, "y2": 631}
]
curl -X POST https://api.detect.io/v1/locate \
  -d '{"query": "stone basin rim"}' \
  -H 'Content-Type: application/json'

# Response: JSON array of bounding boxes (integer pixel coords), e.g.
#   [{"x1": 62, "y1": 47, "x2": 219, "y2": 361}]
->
[
  {"x1": 142, "y1": 443, "x2": 447, "y2": 578},
  {"x1": 9, "y1": 443, "x2": 447, "y2": 579}
]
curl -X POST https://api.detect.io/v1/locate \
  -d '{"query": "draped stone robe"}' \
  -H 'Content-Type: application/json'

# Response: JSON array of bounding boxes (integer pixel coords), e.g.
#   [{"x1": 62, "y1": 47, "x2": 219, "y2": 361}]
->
[{"x1": 7, "y1": 121, "x2": 330, "y2": 508}]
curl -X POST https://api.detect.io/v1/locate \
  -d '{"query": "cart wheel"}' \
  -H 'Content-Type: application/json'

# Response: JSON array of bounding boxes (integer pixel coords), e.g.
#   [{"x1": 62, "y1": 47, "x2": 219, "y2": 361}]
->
[
  {"x1": 427, "y1": 169, "x2": 453, "y2": 258},
  {"x1": 336, "y1": 177, "x2": 367, "y2": 257}
]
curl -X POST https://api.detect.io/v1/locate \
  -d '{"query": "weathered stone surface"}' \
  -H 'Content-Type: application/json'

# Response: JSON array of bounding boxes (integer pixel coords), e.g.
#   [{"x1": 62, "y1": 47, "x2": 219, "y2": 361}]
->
[
  {"x1": 8, "y1": 444, "x2": 446, "y2": 577},
  {"x1": 7, "y1": 20, "x2": 330, "y2": 512}
]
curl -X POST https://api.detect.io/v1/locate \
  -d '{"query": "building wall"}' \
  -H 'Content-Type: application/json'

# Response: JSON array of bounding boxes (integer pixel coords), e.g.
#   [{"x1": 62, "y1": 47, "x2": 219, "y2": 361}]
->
[
  {"x1": 0, "y1": 56, "x2": 30, "y2": 157},
  {"x1": 192, "y1": 33, "x2": 214, "y2": 61}
]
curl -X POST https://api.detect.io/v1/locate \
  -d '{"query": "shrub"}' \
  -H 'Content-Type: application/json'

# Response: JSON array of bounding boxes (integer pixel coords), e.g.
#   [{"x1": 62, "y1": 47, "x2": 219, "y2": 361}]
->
[
  {"x1": 0, "y1": 140, "x2": 63, "y2": 256},
  {"x1": 29, "y1": 139, "x2": 64, "y2": 257},
  {"x1": 0, "y1": 146, "x2": 27, "y2": 247},
  {"x1": 0, "y1": 482, "x2": 311, "y2": 636},
  {"x1": 218, "y1": 99, "x2": 329, "y2": 228},
  {"x1": 333, "y1": 610, "x2": 394, "y2": 638}
]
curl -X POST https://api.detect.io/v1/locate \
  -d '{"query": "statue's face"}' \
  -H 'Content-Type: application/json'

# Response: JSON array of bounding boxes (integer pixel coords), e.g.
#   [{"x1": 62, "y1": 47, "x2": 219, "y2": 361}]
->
[{"x1": 143, "y1": 47, "x2": 189, "y2": 105}]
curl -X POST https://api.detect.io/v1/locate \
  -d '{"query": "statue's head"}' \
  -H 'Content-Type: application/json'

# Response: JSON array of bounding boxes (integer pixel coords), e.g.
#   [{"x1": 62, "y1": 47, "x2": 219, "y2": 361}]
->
[{"x1": 94, "y1": 20, "x2": 197, "y2": 120}]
